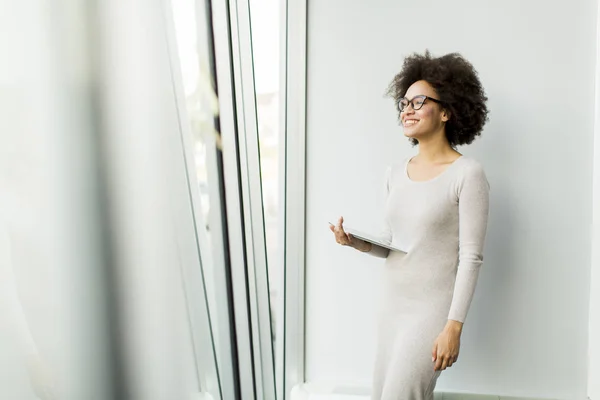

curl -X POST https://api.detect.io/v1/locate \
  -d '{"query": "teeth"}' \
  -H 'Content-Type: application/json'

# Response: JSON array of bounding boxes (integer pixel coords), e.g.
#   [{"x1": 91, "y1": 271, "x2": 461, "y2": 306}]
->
[{"x1": 404, "y1": 120, "x2": 418, "y2": 126}]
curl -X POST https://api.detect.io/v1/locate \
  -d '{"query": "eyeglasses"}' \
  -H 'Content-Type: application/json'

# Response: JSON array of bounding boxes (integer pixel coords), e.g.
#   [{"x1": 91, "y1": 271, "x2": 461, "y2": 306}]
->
[{"x1": 398, "y1": 95, "x2": 443, "y2": 112}]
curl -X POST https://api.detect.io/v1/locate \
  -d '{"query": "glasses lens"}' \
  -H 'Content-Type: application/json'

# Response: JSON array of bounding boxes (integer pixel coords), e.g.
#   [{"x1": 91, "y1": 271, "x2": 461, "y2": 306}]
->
[
  {"x1": 399, "y1": 99, "x2": 409, "y2": 111},
  {"x1": 412, "y1": 97, "x2": 425, "y2": 110}
]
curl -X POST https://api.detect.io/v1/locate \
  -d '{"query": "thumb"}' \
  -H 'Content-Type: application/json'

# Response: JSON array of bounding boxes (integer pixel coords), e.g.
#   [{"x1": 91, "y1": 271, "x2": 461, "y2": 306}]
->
[{"x1": 432, "y1": 341, "x2": 438, "y2": 361}]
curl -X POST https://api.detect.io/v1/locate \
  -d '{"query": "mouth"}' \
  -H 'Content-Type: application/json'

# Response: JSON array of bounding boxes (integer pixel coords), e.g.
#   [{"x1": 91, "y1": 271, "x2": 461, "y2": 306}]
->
[{"x1": 403, "y1": 119, "x2": 419, "y2": 128}]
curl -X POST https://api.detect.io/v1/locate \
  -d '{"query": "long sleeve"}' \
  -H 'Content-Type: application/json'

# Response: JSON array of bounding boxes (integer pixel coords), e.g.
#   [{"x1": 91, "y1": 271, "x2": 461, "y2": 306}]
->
[
  {"x1": 368, "y1": 166, "x2": 392, "y2": 258},
  {"x1": 447, "y1": 163, "x2": 490, "y2": 323}
]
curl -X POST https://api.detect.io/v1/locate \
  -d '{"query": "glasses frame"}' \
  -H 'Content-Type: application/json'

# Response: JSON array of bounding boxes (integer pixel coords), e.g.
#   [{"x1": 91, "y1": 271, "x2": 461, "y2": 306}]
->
[{"x1": 398, "y1": 95, "x2": 443, "y2": 112}]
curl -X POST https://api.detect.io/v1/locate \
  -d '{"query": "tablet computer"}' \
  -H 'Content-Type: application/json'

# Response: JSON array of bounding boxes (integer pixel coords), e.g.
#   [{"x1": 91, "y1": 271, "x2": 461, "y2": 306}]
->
[{"x1": 330, "y1": 222, "x2": 407, "y2": 254}]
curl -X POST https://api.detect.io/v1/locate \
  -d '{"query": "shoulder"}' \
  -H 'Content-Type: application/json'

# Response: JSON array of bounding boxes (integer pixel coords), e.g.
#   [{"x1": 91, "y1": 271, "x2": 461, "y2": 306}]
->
[
  {"x1": 381, "y1": 160, "x2": 407, "y2": 193},
  {"x1": 457, "y1": 156, "x2": 486, "y2": 176},
  {"x1": 457, "y1": 156, "x2": 484, "y2": 170},
  {"x1": 456, "y1": 157, "x2": 490, "y2": 189},
  {"x1": 385, "y1": 158, "x2": 410, "y2": 183},
  {"x1": 387, "y1": 157, "x2": 413, "y2": 176}
]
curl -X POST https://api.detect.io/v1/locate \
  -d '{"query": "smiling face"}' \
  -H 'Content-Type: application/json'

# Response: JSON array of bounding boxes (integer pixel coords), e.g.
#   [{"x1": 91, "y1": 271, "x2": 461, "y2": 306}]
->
[{"x1": 400, "y1": 80, "x2": 449, "y2": 142}]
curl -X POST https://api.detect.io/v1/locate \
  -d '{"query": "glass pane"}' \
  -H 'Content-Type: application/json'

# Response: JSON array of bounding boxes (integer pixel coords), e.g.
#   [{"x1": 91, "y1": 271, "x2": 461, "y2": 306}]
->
[
  {"x1": 250, "y1": 0, "x2": 280, "y2": 325},
  {"x1": 169, "y1": 0, "x2": 225, "y2": 397},
  {"x1": 249, "y1": 0, "x2": 282, "y2": 391},
  {"x1": 171, "y1": 0, "x2": 213, "y2": 230}
]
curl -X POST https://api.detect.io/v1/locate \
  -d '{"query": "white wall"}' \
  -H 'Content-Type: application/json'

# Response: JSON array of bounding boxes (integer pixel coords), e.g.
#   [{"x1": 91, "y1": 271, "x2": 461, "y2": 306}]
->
[{"x1": 304, "y1": 1, "x2": 598, "y2": 399}]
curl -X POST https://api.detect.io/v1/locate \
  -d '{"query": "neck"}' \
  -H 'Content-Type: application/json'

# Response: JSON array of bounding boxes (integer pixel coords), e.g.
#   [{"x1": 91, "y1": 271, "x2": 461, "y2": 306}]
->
[{"x1": 416, "y1": 132, "x2": 457, "y2": 163}]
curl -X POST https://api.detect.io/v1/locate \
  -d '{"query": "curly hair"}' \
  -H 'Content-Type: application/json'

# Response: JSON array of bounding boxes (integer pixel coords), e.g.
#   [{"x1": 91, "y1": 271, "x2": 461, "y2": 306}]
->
[{"x1": 386, "y1": 51, "x2": 489, "y2": 147}]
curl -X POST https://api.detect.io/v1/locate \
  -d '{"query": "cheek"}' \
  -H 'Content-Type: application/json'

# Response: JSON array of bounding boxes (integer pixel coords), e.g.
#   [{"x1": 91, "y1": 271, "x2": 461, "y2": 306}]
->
[
  {"x1": 416, "y1": 107, "x2": 442, "y2": 125},
  {"x1": 415, "y1": 108, "x2": 434, "y2": 122}
]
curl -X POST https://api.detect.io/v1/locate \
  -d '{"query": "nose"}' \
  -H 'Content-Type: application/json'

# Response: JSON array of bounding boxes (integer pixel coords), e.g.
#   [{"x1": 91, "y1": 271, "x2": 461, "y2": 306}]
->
[{"x1": 403, "y1": 103, "x2": 415, "y2": 116}]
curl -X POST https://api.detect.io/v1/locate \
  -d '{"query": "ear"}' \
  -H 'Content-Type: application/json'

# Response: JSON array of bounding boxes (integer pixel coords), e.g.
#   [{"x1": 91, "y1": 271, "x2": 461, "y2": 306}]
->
[{"x1": 441, "y1": 108, "x2": 451, "y2": 123}]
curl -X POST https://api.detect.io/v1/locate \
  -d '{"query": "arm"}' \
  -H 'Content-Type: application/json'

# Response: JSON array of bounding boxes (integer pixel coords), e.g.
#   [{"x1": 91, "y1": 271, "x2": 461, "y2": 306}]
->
[
  {"x1": 432, "y1": 163, "x2": 490, "y2": 372},
  {"x1": 364, "y1": 237, "x2": 390, "y2": 258},
  {"x1": 447, "y1": 163, "x2": 490, "y2": 323}
]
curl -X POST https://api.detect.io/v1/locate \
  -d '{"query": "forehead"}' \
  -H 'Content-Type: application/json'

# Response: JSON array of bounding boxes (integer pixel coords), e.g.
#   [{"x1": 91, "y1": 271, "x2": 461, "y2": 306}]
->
[{"x1": 405, "y1": 80, "x2": 438, "y2": 98}]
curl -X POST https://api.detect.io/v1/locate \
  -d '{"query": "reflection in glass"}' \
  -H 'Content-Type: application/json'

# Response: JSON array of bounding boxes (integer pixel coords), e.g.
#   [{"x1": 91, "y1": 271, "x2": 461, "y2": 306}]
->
[
  {"x1": 171, "y1": 0, "x2": 217, "y2": 233},
  {"x1": 250, "y1": 0, "x2": 281, "y2": 357},
  {"x1": 169, "y1": 0, "x2": 223, "y2": 397}
]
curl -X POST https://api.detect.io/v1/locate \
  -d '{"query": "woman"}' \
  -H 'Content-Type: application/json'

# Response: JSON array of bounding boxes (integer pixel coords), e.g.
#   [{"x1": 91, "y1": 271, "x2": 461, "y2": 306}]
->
[{"x1": 329, "y1": 51, "x2": 490, "y2": 399}]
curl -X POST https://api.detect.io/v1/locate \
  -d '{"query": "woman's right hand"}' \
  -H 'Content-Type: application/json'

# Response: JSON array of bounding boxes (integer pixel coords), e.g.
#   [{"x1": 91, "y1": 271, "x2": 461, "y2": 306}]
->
[{"x1": 329, "y1": 216, "x2": 371, "y2": 252}]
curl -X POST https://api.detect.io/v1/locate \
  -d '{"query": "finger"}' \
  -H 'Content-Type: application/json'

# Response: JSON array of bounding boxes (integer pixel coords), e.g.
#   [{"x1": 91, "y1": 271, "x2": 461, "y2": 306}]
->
[
  {"x1": 331, "y1": 225, "x2": 341, "y2": 238},
  {"x1": 332, "y1": 225, "x2": 342, "y2": 237},
  {"x1": 335, "y1": 232, "x2": 347, "y2": 245},
  {"x1": 431, "y1": 343, "x2": 438, "y2": 362},
  {"x1": 434, "y1": 356, "x2": 443, "y2": 371},
  {"x1": 441, "y1": 357, "x2": 449, "y2": 371}
]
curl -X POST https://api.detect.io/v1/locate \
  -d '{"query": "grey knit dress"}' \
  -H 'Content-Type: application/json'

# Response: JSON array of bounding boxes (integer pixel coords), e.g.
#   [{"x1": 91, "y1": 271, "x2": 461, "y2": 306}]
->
[{"x1": 368, "y1": 156, "x2": 490, "y2": 400}]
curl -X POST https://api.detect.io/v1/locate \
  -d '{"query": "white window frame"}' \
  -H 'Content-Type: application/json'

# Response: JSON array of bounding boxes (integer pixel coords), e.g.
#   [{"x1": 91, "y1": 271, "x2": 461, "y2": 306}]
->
[
  {"x1": 212, "y1": 0, "x2": 266, "y2": 399},
  {"x1": 281, "y1": 0, "x2": 308, "y2": 398},
  {"x1": 227, "y1": 0, "x2": 278, "y2": 398}
]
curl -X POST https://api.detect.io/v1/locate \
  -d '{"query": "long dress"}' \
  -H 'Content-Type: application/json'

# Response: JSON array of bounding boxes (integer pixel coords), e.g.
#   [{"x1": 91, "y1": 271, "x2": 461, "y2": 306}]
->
[{"x1": 369, "y1": 156, "x2": 490, "y2": 400}]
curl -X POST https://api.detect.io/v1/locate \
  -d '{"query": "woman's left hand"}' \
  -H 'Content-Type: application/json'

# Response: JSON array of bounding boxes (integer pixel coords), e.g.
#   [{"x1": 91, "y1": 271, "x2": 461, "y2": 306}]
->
[{"x1": 432, "y1": 320, "x2": 463, "y2": 371}]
